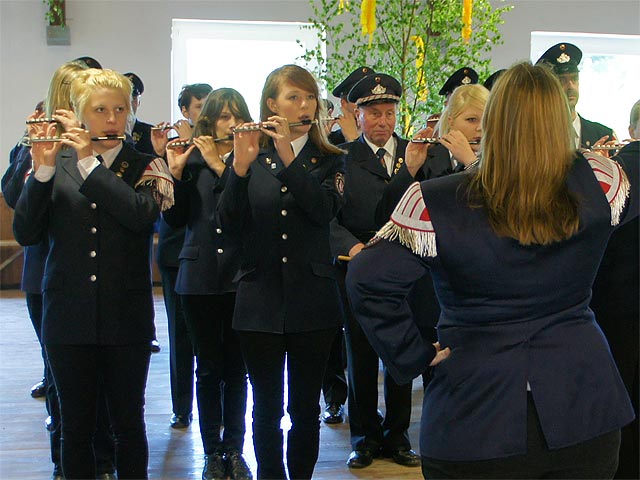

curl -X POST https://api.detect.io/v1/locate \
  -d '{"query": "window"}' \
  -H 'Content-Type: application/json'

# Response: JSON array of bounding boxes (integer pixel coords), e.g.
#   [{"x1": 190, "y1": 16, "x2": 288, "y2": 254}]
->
[
  {"x1": 531, "y1": 31, "x2": 640, "y2": 139},
  {"x1": 171, "y1": 19, "x2": 325, "y2": 123}
]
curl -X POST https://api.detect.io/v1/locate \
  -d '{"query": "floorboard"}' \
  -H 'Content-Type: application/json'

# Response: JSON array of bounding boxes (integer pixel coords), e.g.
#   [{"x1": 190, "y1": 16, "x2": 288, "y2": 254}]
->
[{"x1": 0, "y1": 289, "x2": 424, "y2": 479}]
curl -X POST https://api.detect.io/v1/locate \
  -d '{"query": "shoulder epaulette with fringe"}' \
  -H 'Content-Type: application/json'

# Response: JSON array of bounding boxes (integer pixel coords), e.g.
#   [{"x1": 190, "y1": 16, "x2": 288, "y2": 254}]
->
[
  {"x1": 135, "y1": 157, "x2": 175, "y2": 212},
  {"x1": 372, "y1": 181, "x2": 437, "y2": 258},
  {"x1": 582, "y1": 151, "x2": 630, "y2": 226}
]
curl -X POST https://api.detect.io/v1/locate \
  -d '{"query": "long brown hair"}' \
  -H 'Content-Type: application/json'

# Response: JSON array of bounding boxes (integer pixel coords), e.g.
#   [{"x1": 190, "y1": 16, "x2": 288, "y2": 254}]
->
[
  {"x1": 193, "y1": 88, "x2": 252, "y2": 138},
  {"x1": 468, "y1": 62, "x2": 579, "y2": 246},
  {"x1": 259, "y1": 64, "x2": 343, "y2": 154}
]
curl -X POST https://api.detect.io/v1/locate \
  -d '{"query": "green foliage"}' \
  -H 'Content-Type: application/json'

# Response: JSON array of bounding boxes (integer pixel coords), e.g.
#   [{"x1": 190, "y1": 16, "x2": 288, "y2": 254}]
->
[
  {"x1": 43, "y1": 0, "x2": 65, "y2": 27},
  {"x1": 299, "y1": 0, "x2": 513, "y2": 136}
]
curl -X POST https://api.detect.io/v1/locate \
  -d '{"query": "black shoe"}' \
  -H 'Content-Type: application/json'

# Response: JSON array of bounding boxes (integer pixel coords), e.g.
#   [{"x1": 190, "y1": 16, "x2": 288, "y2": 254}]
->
[
  {"x1": 346, "y1": 449, "x2": 377, "y2": 468},
  {"x1": 170, "y1": 413, "x2": 192, "y2": 429},
  {"x1": 51, "y1": 464, "x2": 63, "y2": 480},
  {"x1": 321, "y1": 402, "x2": 344, "y2": 424},
  {"x1": 203, "y1": 452, "x2": 226, "y2": 480},
  {"x1": 96, "y1": 473, "x2": 117, "y2": 480},
  {"x1": 389, "y1": 448, "x2": 421, "y2": 467},
  {"x1": 150, "y1": 339, "x2": 161, "y2": 353},
  {"x1": 31, "y1": 379, "x2": 46, "y2": 398},
  {"x1": 225, "y1": 450, "x2": 253, "y2": 480}
]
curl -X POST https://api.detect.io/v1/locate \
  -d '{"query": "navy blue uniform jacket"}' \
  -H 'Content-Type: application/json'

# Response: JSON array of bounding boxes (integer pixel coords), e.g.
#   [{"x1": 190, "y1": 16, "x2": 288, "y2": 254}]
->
[
  {"x1": 330, "y1": 133, "x2": 409, "y2": 255},
  {"x1": 13, "y1": 143, "x2": 160, "y2": 345},
  {"x1": 217, "y1": 139, "x2": 345, "y2": 334},
  {"x1": 163, "y1": 150, "x2": 240, "y2": 294},
  {"x1": 346, "y1": 152, "x2": 638, "y2": 461},
  {"x1": 2, "y1": 142, "x2": 48, "y2": 293},
  {"x1": 579, "y1": 114, "x2": 614, "y2": 149}
]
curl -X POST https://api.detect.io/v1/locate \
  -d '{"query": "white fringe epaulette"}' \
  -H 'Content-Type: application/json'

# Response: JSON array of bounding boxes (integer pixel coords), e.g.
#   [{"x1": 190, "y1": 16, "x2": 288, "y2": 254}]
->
[
  {"x1": 135, "y1": 157, "x2": 175, "y2": 212},
  {"x1": 373, "y1": 182, "x2": 437, "y2": 258},
  {"x1": 583, "y1": 151, "x2": 630, "y2": 226}
]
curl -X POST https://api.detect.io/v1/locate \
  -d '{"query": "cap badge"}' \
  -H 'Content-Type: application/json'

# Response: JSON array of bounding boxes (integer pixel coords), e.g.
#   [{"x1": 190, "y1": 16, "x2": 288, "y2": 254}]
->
[
  {"x1": 372, "y1": 84, "x2": 387, "y2": 95},
  {"x1": 557, "y1": 53, "x2": 571, "y2": 64},
  {"x1": 461, "y1": 76, "x2": 471, "y2": 85}
]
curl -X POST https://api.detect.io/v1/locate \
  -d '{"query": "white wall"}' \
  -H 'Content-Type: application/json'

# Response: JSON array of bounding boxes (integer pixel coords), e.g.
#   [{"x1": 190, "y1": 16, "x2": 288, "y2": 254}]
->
[{"x1": 1, "y1": 0, "x2": 638, "y2": 174}]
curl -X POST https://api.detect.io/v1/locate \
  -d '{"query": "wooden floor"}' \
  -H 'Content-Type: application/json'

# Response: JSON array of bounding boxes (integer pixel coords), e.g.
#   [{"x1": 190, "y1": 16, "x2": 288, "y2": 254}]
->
[{"x1": 0, "y1": 289, "x2": 424, "y2": 479}]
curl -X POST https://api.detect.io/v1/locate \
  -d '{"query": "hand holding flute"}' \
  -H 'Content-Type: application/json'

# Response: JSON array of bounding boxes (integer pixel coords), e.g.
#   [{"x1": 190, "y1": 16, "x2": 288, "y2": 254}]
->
[
  {"x1": 30, "y1": 122, "x2": 63, "y2": 172},
  {"x1": 405, "y1": 127, "x2": 435, "y2": 177},
  {"x1": 192, "y1": 136, "x2": 227, "y2": 177},
  {"x1": 165, "y1": 137, "x2": 195, "y2": 181},
  {"x1": 232, "y1": 122, "x2": 262, "y2": 177}
]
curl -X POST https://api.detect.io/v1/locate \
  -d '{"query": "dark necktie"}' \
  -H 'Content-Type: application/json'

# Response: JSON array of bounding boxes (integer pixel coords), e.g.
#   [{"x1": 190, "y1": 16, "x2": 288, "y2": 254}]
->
[
  {"x1": 96, "y1": 154, "x2": 104, "y2": 164},
  {"x1": 376, "y1": 148, "x2": 387, "y2": 172}
]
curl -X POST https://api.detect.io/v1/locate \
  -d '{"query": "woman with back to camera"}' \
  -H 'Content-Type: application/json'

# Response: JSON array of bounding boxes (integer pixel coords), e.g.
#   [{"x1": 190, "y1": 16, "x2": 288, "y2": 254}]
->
[
  {"x1": 346, "y1": 62, "x2": 637, "y2": 479},
  {"x1": 13, "y1": 68, "x2": 173, "y2": 479},
  {"x1": 163, "y1": 88, "x2": 253, "y2": 480},
  {"x1": 217, "y1": 64, "x2": 346, "y2": 480}
]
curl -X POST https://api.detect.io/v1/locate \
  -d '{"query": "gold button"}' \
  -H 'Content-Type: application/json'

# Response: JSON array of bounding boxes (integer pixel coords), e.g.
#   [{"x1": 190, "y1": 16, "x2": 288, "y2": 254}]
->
[
  {"x1": 91, "y1": 227, "x2": 97, "y2": 234},
  {"x1": 90, "y1": 203, "x2": 97, "y2": 209},
  {"x1": 216, "y1": 228, "x2": 222, "y2": 234},
  {"x1": 90, "y1": 251, "x2": 96, "y2": 258},
  {"x1": 217, "y1": 248, "x2": 224, "y2": 254},
  {"x1": 282, "y1": 257, "x2": 288, "y2": 263},
  {"x1": 90, "y1": 275, "x2": 97, "y2": 282},
  {"x1": 281, "y1": 209, "x2": 287, "y2": 216},
  {"x1": 282, "y1": 233, "x2": 288, "y2": 240},
  {"x1": 281, "y1": 186, "x2": 288, "y2": 193}
]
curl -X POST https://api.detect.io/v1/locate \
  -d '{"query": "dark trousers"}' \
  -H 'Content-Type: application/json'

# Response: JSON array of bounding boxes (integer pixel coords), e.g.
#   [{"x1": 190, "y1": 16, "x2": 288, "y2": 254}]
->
[
  {"x1": 160, "y1": 266, "x2": 195, "y2": 417},
  {"x1": 421, "y1": 393, "x2": 621, "y2": 479},
  {"x1": 26, "y1": 293, "x2": 60, "y2": 468},
  {"x1": 182, "y1": 293, "x2": 247, "y2": 454},
  {"x1": 321, "y1": 326, "x2": 348, "y2": 405},
  {"x1": 239, "y1": 328, "x2": 337, "y2": 480},
  {"x1": 27, "y1": 294, "x2": 115, "y2": 474},
  {"x1": 344, "y1": 304, "x2": 412, "y2": 452},
  {"x1": 46, "y1": 344, "x2": 150, "y2": 479}
]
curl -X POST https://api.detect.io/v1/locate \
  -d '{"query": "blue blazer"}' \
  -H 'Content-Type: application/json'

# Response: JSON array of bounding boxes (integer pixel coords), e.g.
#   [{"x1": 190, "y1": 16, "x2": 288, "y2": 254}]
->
[
  {"x1": 217, "y1": 139, "x2": 345, "y2": 334},
  {"x1": 330, "y1": 133, "x2": 410, "y2": 256},
  {"x1": 13, "y1": 143, "x2": 160, "y2": 345},
  {"x1": 162, "y1": 150, "x2": 240, "y2": 295},
  {"x1": 579, "y1": 114, "x2": 614, "y2": 149},
  {"x1": 346, "y1": 152, "x2": 638, "y2": 461},
  {"x1": 2, "y1": 141, "x2": 48, "y2": 294}
]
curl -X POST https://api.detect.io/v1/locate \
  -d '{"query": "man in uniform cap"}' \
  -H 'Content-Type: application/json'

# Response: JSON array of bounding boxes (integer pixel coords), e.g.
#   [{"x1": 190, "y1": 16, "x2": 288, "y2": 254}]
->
[
  {"x1": 439, "y1": 67, "x2": 479, "y2": 106},
  {"x1": 536, "y1": 42, "x2": 614, "y2": 149},
  {"x1": 330, "y1": 73, "x2": 421, "y2": 469},
  {"x1": 74, "y1": 56, "x2": 102, "y2": 69},
  {"x1": 328, "y1": 66, "x2": 376, "y2": 145},
  {"x1": 124, "y1": 72, "x2": 156, "y2": 157},
  {"x1": 483, "y1": 69, "x2": 506, "y2": 91}
]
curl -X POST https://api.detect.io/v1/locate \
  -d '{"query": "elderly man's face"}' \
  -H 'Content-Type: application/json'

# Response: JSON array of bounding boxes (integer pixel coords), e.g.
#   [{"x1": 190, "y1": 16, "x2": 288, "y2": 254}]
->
[{"x1": 357, "y1": 102, "x2": 397, "y2": 147}]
